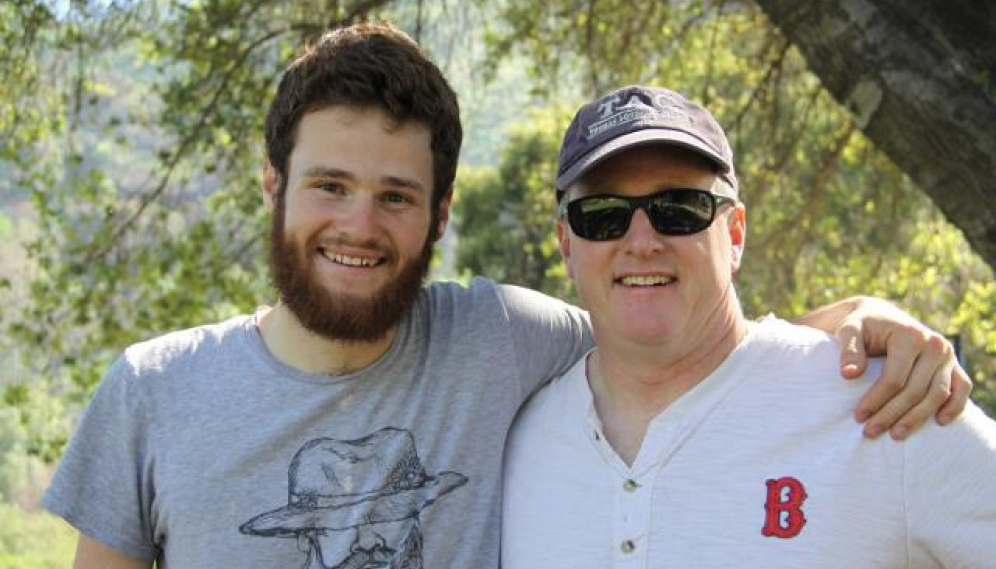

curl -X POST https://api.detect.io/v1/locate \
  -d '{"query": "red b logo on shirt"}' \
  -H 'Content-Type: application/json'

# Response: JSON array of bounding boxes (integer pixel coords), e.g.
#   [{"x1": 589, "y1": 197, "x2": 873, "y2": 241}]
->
[{"x1": 762, "y1": 477, "x2": 807, "y2": 538}]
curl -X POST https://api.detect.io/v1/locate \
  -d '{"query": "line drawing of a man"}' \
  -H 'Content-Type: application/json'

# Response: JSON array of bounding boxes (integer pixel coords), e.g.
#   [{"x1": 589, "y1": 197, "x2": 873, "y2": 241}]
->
[{"x1": 241, "y1": 427, "x2": 467, "y2": 569}]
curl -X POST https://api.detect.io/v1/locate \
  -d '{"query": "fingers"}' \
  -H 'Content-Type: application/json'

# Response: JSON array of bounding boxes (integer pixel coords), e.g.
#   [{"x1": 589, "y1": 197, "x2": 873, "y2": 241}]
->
[
  {"x1": 937, "y1": 363, "x2": 973, "y2": 425},
  {"x1": 881, "y1": 353, "x2": 955, "y2": 440},
  {"x1": 853, "y1": 328, "x2": 920, "y2": 424},
  {"x1": 858, "y1": 333, "x2": 955, "y2": 440},
  {"x1": 836, "y1": 316, "x2": 868, "y2": 380},
  {"x1": 834, "y1": 296, "x2": 971, "y2": 440}
]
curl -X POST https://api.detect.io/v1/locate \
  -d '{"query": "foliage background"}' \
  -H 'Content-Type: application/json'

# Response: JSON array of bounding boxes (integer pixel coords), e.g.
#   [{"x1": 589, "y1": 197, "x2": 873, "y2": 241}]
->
[{"x1": 1, "y1": 0, "x2": 993, "y2": 564}]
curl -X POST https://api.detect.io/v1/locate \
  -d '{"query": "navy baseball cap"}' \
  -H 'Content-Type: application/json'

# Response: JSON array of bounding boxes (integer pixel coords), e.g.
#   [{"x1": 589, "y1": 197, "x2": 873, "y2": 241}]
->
[{"x1": 556, "y1": 85, "x2": 737, "y2": 196}]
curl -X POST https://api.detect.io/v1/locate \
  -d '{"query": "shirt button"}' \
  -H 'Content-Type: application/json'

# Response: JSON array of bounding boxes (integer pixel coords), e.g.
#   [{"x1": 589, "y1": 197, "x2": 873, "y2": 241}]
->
[
  {"x1": 620, "y1": 539, "x2": 636, "y2": 553},
  {"x1": 623, "y1": 479, "x2": 639, "y2": 492}
]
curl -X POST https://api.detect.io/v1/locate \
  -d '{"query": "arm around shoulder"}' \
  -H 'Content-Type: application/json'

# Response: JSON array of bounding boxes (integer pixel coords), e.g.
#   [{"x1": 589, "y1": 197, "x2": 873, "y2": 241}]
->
[
  {"x1": 73, "y1": 534, "x2": 152, "y2": 569},
  {"x1": 793, "y1": 295, "x2": 971, "y2": 438}
]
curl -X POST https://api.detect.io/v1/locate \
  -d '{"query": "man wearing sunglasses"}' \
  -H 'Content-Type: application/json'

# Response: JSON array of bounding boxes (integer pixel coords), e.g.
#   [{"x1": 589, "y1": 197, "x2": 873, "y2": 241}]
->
[{"x1": 502, "y1": 85, "x2": 996, "y2": 568}]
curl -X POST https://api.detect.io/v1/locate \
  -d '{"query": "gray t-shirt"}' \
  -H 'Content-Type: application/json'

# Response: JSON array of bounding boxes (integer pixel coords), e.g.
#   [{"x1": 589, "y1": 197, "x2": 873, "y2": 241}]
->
[{"x1": 43, "y1": 278, "x2": 592, "y2": 568}]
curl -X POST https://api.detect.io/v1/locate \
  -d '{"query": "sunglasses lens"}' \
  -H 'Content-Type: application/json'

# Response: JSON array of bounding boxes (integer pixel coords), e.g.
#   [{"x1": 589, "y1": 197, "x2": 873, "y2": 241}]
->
[
  {"x1": 566, "y1": 189, "x2": 722, "y2": 241},
  {"x1": 647, "y1": 190, "x2": 715, "y2": 235},
  {"x1": 568, "y1": 197, "x2": 633, "y2": 240}
]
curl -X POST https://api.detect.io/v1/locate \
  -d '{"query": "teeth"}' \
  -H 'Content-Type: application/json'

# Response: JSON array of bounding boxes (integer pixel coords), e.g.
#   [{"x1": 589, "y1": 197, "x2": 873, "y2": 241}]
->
[
  {"x1": 329, "y1": 252, "x2": 378, "y2": 267},
  {"x1": 620, "y1": 275, "x2": 674, "y2": 286}
]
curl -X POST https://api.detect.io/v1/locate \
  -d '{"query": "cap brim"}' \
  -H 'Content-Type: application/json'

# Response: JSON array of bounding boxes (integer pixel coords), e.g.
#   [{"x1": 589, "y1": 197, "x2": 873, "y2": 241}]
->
[
  {"x1": 239, "y1": 471, "x2": 467, "y2": 536},
  {"x1": 556, "y1": 128, "x2": 731, "y2": 191}
]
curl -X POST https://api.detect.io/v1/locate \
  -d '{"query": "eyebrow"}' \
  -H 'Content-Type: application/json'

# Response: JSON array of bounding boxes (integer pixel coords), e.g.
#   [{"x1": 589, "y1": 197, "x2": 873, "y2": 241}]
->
[{"x1": 301, "y1": 166, "x2": 427, "y2": 193}]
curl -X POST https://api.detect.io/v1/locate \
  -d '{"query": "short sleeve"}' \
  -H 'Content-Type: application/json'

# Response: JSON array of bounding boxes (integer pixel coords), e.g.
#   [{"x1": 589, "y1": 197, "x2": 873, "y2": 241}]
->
[
  {"x1": 494, "y1": 281, "x2": 594, "y2": 397},
  {"x1": 42, "y1": 353, "x2": 158, "y2": 561}
]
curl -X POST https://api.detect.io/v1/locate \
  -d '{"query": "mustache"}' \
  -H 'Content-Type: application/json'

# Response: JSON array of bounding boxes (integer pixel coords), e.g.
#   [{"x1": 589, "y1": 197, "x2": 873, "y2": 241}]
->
[
  {"x1": 313, "y1": 235, "x2": 392, "y2": 256},
  {"x1": 331, "y1": 544, "x2": 394, "y2": 569}
]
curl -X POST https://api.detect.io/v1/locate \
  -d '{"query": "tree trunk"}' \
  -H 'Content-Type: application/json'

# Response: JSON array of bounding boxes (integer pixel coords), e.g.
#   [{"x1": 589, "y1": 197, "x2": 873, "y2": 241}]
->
[{"x1": 753, "y1": 0, "x2": 996, "y2": 272}]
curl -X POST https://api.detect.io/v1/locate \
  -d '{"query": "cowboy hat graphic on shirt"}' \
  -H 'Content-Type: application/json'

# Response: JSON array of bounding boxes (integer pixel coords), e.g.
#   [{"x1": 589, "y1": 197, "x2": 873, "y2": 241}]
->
[{"x1": 240, "y1": 427, "x2": 467, "y2": 568}]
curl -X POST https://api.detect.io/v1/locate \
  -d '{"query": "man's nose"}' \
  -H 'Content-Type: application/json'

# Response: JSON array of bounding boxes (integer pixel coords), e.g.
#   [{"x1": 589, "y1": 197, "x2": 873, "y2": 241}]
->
[
  {"x1": 298, "y1": 535, "x2": 325, "y2": 569},
  {"x1": 335, "y1": 193, "x2": 380, "y2": 238},
  {"x1": 623, "y1": 207, "x2": 664, "y2": 253}
]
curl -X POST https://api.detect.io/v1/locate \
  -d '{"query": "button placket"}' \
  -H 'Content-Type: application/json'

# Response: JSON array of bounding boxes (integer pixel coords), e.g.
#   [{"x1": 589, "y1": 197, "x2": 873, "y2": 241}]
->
[{"x1": 615, "y1": 472, "x2": 648, "y2": 568}]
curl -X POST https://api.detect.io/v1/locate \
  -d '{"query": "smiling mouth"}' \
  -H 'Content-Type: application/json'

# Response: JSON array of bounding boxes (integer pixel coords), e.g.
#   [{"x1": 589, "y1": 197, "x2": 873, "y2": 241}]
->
[
  {"x1": 617, "y1": 275, "x2": 676, "y2": 287},
  {"x1": 319, "y1": 248, "x2": 384, "y2": 268}
]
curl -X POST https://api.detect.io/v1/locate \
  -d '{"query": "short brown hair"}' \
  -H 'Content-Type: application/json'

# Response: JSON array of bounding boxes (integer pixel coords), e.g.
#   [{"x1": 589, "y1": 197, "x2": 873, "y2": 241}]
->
[{"x1": 265, "y1": 22, "x2": 462, "y2": 212}]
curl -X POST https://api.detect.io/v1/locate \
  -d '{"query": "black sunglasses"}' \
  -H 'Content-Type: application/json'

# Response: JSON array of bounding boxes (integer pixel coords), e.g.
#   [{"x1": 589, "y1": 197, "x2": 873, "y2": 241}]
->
[{"x1": 561, "y1": 188, "x2": 737, "y2": 241}]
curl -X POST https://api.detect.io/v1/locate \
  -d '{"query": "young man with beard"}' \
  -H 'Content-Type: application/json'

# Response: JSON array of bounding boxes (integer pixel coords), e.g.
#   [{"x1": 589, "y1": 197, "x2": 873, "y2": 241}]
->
[{"x1": 44, "y1": 23, "x2": 971, "y2": 569}]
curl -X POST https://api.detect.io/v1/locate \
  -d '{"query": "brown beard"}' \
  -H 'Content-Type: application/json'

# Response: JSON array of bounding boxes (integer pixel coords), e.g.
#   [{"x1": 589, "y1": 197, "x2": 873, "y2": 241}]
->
[{"x1": 268, "y1": 191, "x2": 434, "y2": 343}]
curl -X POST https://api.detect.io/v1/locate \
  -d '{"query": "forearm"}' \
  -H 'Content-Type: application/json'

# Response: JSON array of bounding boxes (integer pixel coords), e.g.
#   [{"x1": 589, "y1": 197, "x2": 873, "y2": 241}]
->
[{"x1": 791, "y1": 296, "x2": 864, "y2": 334}]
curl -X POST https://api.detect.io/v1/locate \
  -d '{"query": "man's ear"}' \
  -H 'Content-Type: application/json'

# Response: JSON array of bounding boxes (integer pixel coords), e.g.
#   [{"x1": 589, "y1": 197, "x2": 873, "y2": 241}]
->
[
  {"x1": 557, "y1": 217, "x2": 575, "y2": 279},
  {"x1": 729, "y1": 203, "x2": 747, "y2": 273},
  {"x1": 262, "y1": 160, "x2": 280, "y2": 211},
  {"x1": 433, "y1": 189, "x2": 453, "y2": 241}
]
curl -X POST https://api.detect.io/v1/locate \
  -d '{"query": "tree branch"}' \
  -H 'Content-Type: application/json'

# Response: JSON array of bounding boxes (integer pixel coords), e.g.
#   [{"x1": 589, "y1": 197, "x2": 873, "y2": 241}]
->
[{"x1": 82, "y1": 26, "x2": 292, "y2": 264}]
